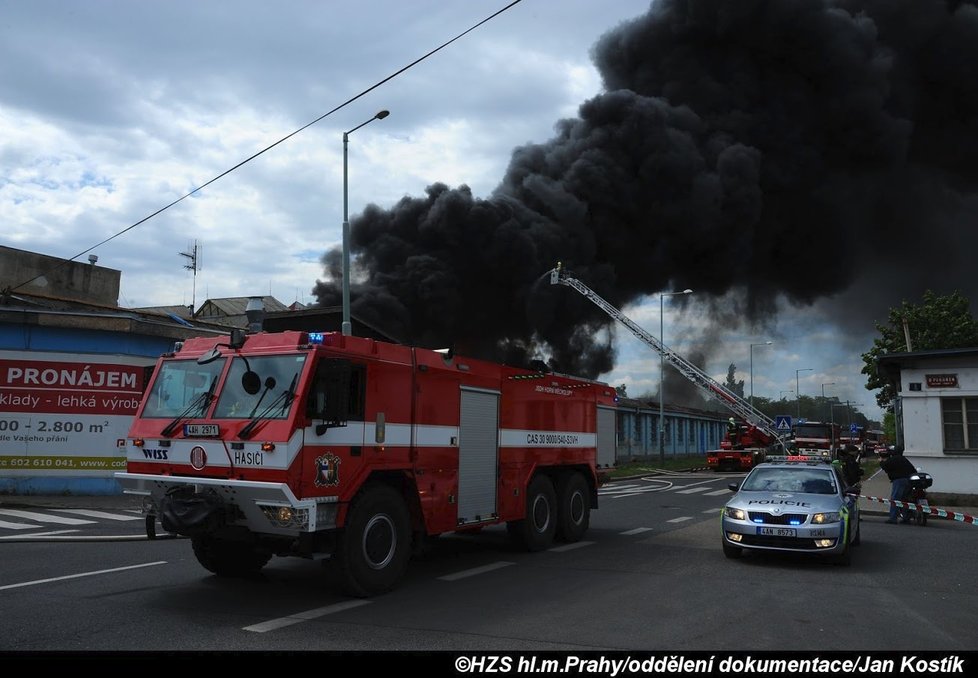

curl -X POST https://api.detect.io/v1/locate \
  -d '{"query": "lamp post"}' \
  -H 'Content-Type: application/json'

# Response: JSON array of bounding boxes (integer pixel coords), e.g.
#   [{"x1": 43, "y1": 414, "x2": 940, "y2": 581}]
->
[
  {"x1": 749, "y1": 341, "x2": 772, "y2": 408},
  {"x1": 795, "y1": 368, "x2": 813, "y2": 420},
  {"x1": 821, "y1": 382, "x2": 836, "y2": 421},
  {"x1": 658, "y1": 288, "x2": 693, "y2": 464},
  {"x1": 779, "y1": 389, "x2": 794, "y2": 401},
  {"x1": 342, "y1": 109, "x2": 390, "y2": 336}
]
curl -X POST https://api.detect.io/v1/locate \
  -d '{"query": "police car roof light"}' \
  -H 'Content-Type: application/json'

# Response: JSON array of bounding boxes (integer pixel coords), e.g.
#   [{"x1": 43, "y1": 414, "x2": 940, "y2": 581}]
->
[{"x1": 765, "y1": 455, "x2": 828, "y2": 463}]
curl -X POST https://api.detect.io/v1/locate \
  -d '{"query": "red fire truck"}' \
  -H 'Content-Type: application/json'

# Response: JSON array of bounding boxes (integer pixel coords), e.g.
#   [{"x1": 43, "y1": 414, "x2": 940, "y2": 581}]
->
[
  {"x1": 791, "y1": 421, "x2": 841, "y2": 460},
  {"x1": 706, "y1": 420, "x2": 772, "y2": 471},
  {"x1": 115, "y1": 329, "x2": 617, "y2": 596}
]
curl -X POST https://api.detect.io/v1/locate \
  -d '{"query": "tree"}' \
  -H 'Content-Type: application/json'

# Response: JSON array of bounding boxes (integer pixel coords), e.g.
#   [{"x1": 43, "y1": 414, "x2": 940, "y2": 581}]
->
[
  {"x1": 615, "y1": 384, "x2": 628, "y2": 398},
  {"x1": 724, "y1": 363, "x2": 745, "y2": 398},
  {"x1": 862, "y1": 290, "x2": 978, "y2": 408}
]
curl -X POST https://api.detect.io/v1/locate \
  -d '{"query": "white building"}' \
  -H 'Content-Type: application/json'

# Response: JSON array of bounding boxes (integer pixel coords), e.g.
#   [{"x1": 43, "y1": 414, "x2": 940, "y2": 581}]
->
[{"x1": 877, "y1": 348, "x2": 978, "y2": 498}]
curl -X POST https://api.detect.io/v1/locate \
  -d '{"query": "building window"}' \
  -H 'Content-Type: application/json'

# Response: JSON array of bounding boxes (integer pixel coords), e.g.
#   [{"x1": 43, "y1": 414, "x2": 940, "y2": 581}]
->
[{"x1": 941, "y1": 397, "x2": 978, "y2": 453}]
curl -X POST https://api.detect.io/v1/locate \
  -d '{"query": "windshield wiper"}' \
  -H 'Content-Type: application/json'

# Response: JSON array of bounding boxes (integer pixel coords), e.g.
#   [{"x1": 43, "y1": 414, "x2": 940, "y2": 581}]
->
[
  {"x1": 161, "y1": 379, "x2": 217, "y2": 437},
  {"x1": 238, "y1": 373, "x2": 298, "y2": 440}
]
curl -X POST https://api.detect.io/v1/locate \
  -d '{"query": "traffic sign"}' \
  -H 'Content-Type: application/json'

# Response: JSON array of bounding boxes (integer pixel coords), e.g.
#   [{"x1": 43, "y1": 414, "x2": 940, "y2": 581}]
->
[
  {"x1": 850, "y1": 423, "x2": 858, "y2": 433},
  {"x1": 775, "y1": 415, "x2": 792, "y2": 432}
]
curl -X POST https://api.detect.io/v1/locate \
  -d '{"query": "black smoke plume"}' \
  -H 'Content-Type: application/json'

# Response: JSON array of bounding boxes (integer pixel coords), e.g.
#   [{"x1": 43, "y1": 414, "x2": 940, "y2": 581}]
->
[{"x1": 313, "y1": 0, "x2": 978, "y2": 379}]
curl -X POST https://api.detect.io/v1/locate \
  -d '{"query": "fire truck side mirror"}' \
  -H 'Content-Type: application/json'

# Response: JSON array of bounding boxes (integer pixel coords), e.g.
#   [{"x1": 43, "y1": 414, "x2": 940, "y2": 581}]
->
[
  {"x1": 375, "y1": 412, "x2": 385, "y2": 444},
  {"x1": 312, "y1": 358, "x2": 353, "y2": 435}
]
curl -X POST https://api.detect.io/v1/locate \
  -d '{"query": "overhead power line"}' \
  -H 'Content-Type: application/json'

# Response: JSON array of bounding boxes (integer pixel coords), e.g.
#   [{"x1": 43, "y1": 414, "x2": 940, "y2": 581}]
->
[{"x1": 7, "y1": 0, "x2": 523, "y2": 296}]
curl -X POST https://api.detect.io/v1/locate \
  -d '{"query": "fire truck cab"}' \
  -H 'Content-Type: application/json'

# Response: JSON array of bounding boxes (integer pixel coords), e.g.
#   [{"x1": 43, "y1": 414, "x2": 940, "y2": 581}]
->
[
  {"x1": 790, "y1": 421, "x2": 841, "y2": 460},
  {"x1": 115, "y1": 329, "x2": 617, "y2": 596}
]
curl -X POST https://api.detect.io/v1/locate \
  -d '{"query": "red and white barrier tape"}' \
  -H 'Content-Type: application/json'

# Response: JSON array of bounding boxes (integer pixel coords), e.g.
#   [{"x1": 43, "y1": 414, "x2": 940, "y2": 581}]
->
[{"x1": 849, "y1": 494, "x2": 978, "y2": 525}]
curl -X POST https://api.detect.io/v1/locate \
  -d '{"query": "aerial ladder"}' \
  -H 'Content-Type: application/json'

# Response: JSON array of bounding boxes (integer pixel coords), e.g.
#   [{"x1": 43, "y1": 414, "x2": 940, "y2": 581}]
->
[{"x1": 549, "y1": 262, "x2": 786, "y2": 448}]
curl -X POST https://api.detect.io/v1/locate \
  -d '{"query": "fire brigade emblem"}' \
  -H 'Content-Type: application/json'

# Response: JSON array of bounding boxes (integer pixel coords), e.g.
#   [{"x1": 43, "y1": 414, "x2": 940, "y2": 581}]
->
[{"x1": 314, "y1": 452, "x2": 341, "y2": 487}]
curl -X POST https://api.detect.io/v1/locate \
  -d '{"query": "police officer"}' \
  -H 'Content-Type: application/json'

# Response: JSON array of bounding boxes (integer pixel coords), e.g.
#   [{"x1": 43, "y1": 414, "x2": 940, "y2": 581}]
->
[{"x1": 879, "y1": 445, "x2": 917, "y2": 524}]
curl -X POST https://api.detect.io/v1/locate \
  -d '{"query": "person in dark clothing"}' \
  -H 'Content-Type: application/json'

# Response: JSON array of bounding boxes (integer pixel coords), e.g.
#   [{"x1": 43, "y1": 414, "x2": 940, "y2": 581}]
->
[
  {"x1": 837, "y1": 445, "x2": 863, "y2": 488},
  {"x1": 879, "y1": 446, "x2": 917, "y2": 524}
]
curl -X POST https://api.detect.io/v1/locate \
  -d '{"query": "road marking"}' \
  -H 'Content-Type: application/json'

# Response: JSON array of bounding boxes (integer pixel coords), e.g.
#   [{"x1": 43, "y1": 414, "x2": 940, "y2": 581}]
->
[
  {"x1": 0, "y1": 519, "x2": 39, "y2": 530},
  {"x1": 244, "y1": 600, "x2": 372, "y2": 633},
  {"x1": 620, "y1": 527, "x2": 654, "y2": 535},
  {"x1": 548, "y1": 541, "x2": 595, "y2": 553},
  {"x1": 437, "y1": 561, "x2": 516, "y2": 582},
  {"x1": 0, "y1": 561, "x2": 167, "y2": 591},
  {"x1": 0, "y1": 509, "x2": 94, "y2": 525},
  {"x1": 702, "y1": 508, "x2": 723, "y2": 514},
  {"x1": 704, "y1": 489, "x2": 730, "y2": 496},
  {"x1": 675, "y1": 486, "x2": 710, "y2": 494},
  {"x1": 666, "y1": 516, "x2": 694, "y2": 524},
  {"x1": 0, "y1": 529, "x2": 80, "y2": 540},
  {"x1": 53, "y1": 509, "x2": 143, "y2": 521}
]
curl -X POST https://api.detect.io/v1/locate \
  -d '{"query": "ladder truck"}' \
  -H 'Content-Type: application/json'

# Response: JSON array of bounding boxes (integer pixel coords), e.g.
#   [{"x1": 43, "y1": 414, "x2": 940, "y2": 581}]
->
[{"x1": 548, "y1": 263, "x2": 786, "y2": 464}]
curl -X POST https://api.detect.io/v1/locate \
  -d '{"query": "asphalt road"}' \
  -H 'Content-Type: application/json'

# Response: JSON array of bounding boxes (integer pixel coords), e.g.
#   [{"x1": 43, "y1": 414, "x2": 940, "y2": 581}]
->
[{"x1": 2, "y1": 472, "x2": 976, "y2": 658}]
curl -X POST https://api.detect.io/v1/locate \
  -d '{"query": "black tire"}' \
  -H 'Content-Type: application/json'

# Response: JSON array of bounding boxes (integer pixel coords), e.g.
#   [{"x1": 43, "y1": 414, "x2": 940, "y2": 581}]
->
[
  {"x1": 334, "y1": 484, "x2": 411, "y2": 598},
  {"x1": 722, "y1": 540, "x2": 742, "y2": 559},
  {"x1": 852, "y1": 518, "x2": 861, "y2": 546},
  {"x1": 190, "y1": 534, "x2": 271, "y2": 577},
  {"x1": 507, "y1": 474, "x2": 557, "y2": 551},
  {"x1": 833, "y1": 541, "x2": 852, "y2": 566},
  {"x1": 145, "y1": 514, "x2": 158, "y2": 540},
  {"x1": 555, "y1": 472, "x2": 590, "y2": 543}
]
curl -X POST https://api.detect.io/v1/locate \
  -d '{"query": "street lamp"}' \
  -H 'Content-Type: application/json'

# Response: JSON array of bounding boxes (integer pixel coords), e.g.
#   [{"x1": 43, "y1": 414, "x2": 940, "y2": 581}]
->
[
  {"x1": 779, "y1": 389, "x2": 794, "y2": 401},
  {"x1": 342, "y1": 109, "x2": 390, "y2": 336},
  {"x1": 658, "y1": 288, "x2": 693, "y2": 464},
  {"x1": 821, "y1": 382, "x2": 836, "y2": 421},
  {"x1": 749, "y1": 341, "x2": 773, "y2": 408},
  {"x1": 795, "y1": 368, "x2": 813, "y2": 420}
]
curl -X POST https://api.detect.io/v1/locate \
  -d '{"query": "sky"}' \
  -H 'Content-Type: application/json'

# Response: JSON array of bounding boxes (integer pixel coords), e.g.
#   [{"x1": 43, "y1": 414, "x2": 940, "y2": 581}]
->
[{"x1": 4, "y1": 0, "x2": 978, "y2": 424}]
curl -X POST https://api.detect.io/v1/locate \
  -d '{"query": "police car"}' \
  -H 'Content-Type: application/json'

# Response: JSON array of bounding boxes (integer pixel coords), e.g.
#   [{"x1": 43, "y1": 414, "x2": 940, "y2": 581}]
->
[{"x1": 721, "y1": 455, "x2": 860, "y2": 565}]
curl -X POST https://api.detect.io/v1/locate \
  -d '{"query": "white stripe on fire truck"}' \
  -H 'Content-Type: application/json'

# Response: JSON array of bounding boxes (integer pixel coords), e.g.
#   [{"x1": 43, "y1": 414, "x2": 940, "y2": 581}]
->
[
  {"x1": 498, "y1": 429, "x2": 596, "y2": 448},
  {"x1": 127, "y1": 423, "x2": 601, "y2": 471}
]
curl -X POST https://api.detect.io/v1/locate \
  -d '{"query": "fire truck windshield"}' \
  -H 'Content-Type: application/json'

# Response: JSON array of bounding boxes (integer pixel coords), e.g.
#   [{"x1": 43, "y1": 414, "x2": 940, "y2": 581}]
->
[
  {"x1": 213, "y1": 354, "x2": 306, "y2": 419},
  {"x1": 142, "y1": 358, "x2": 226, "y2": 418},
  {"x1": 794, "y1": 423, "x2": 834, "y2": 438}
]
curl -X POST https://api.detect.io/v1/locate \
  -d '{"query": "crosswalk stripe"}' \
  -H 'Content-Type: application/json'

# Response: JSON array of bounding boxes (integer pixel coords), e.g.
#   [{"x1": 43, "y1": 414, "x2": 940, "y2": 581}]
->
[
  {"x1": 0, "y1": 519, "x2": 39, "y2": 530},
  {"x1": 0, "y1": 509, "x2": 95, "y2": 525},
  {"x1": 52, "y1": 509, "x2": 143, "y2": 521}
]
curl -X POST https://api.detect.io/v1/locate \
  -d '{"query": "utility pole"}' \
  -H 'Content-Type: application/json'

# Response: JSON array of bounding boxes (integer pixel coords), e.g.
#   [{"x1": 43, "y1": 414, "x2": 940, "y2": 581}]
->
[{"x1": 179, "y1": 240, "x2": 200, "y2": 313}]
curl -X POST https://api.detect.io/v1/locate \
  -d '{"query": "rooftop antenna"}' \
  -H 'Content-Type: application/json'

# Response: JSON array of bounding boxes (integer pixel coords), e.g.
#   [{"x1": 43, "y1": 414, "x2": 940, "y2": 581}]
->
[{"x1": 179, "y1": 240, "x2": 200, "y2": 312}]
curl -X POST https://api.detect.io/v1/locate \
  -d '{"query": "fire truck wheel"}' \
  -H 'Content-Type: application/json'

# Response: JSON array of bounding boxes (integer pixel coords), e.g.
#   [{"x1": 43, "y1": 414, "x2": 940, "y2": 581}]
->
[
  {"x1": 335, "y1": 484, "x2": 411, "y2": 597},
  {"x1": 190, "y1": 535, "x2": 272, "y2": 577},
  {"x1": 555, "y1": 472, "x2": 590, "y2": 542},
  {"x1": 507, "y1": 474, "x2": 557, "y2": 551}
]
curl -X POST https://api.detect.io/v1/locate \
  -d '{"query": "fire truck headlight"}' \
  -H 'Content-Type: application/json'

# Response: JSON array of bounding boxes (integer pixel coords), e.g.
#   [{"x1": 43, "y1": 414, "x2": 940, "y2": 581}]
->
[
  {"x1": 811, "y1": 512, "x2": 841, "y2": 524},
  {"x1": 724, "y1": 506, "x2": 746, "y2": 520},
  {"x1": 259, "y1": 505, "x2": 309, "y2": 529}
]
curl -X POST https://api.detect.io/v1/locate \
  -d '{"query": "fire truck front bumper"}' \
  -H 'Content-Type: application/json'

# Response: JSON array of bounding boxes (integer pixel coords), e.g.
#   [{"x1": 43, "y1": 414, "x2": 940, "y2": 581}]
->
[{"x1": 115, "y1": 472, "x2": 338, "y2": 536}]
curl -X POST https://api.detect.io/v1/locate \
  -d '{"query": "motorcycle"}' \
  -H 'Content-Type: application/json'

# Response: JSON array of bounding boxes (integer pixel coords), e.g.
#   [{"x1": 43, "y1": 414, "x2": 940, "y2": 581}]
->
[{"x1": 902, "y1": 470, "x2": 934, "y2": 526}]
